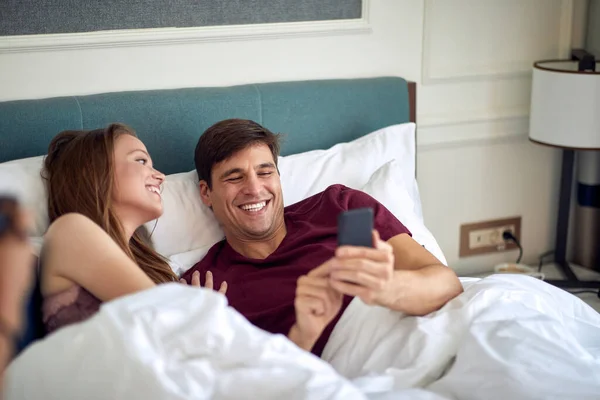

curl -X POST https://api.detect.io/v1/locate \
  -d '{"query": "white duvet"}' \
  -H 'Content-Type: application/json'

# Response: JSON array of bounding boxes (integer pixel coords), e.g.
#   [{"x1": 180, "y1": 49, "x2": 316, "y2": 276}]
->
[{"x1": 4, "y1": 275, "x2": 600, "y2": 400}]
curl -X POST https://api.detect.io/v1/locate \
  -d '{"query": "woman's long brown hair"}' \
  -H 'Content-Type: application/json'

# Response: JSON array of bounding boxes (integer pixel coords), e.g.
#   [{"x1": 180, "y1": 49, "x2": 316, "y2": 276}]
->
[{"x1": 42, "y1": 123, "x2": 177, "y2": 284}]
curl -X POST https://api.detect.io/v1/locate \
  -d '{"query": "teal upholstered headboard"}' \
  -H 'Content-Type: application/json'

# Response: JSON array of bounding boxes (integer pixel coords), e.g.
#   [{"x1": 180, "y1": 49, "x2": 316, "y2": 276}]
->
[
  {"x1": 2, "y1": 76, "x2": 416, "y2": 354},
  {"x1": 0, "y1": 77, "x2": 416, "y2": 174}
]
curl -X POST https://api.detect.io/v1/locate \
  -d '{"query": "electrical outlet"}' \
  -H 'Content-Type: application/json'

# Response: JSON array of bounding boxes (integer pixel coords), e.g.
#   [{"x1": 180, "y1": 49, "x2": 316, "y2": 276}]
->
[{"x1": 459, "y1": 217, "x2": 521, "y2": 257}]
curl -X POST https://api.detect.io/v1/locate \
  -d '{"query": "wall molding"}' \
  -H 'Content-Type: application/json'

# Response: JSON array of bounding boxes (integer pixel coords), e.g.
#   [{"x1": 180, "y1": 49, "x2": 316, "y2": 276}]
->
[
  {"x1": 421, "y1": 0, "x2": 574, "y2": 85},
  {"x1": 418, "y1": 106, "x2": 529, "y2": 128},
  {"x1": 0, "y1": 0, "x2": 371, "y2": 53},
  {"x1": 417, "y1": 112, "x2": 530, "y2": 151}
]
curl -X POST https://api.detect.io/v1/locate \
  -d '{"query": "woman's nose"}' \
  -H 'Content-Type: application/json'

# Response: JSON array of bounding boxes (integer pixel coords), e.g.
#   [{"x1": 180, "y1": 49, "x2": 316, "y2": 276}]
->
[{"x1": 153, "y1": 169, "x2": 165, "y2": 183}]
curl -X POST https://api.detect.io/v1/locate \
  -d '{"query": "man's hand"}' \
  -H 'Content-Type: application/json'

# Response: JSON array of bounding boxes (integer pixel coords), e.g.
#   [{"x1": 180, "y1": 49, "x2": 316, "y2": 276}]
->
[
  {"x1": 329, "y1": 230, "x2": 396, "y2": 307},
  {"x1": 180, "y1": 270, "x2": 228, "y2": 295},
  {"x1": 289, "y1": 261, "x2": 343, "y2": 351}
]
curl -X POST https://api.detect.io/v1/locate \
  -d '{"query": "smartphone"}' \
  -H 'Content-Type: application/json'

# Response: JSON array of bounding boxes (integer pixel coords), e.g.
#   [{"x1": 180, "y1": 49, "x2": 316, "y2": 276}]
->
[{"x1": 337, "y1": 207, "x2": 374, "y2": 248}]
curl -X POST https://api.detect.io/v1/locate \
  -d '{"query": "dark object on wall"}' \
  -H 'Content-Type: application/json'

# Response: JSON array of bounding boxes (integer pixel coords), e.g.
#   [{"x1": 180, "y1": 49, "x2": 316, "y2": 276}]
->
[{"x1": 0, "y1": 0, "x2": 362, "y2": 36}]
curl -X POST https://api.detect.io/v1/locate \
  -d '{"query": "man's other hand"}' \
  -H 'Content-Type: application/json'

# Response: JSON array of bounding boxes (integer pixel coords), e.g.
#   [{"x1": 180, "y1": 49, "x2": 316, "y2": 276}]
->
[{"x1": 289, "y1": 261, "x2": 343, "y2": 351}]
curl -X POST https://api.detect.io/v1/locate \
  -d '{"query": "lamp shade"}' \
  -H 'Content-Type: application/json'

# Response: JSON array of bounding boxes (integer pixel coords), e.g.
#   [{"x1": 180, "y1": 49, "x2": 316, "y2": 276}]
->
[{"x1": 529, "y1": 60, "x2": 600, "y2": 150}]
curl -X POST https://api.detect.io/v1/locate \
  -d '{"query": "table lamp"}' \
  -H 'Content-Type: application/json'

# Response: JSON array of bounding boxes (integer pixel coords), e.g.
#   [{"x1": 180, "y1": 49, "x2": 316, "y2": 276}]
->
[{"x1": 528, "y1": 50, "x2": 600, "y2": 289}]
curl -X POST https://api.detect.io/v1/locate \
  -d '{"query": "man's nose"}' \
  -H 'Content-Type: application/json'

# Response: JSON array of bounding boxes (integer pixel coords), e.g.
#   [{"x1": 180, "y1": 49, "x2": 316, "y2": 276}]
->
[{"x1": 242, "y1": 173, "x2": 261, "y2": 195}]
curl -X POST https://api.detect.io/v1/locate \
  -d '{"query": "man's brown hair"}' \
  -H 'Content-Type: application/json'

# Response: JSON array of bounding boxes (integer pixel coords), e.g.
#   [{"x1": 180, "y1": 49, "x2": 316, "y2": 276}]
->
[{"x1": 194, "y1": 119, "x2": 281, "y2": 188}]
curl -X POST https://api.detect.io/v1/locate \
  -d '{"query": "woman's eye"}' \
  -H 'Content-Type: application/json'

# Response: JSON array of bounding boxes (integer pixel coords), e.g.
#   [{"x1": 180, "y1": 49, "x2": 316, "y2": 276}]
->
[{"x1": 136, "y1": 158, "x2": 147, "y2": 165}]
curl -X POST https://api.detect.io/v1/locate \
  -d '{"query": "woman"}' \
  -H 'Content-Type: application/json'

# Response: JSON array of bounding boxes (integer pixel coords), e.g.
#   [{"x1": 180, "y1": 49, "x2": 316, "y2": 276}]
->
[{"x1": 40, "y1": 123, "x2": 226, "y2": 335}]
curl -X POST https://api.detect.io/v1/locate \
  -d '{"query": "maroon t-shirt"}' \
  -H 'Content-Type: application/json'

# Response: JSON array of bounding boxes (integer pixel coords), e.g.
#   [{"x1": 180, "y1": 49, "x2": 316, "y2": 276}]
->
[{"x1": 182, "y1": 184, "x2": 411, "y2": 357}]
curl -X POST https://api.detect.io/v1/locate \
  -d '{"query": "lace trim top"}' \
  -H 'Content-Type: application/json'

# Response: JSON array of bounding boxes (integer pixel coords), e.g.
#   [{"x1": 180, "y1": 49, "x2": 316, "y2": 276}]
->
[{"x1": 42, "y1": 285, "x2": 102, "y2": 334}]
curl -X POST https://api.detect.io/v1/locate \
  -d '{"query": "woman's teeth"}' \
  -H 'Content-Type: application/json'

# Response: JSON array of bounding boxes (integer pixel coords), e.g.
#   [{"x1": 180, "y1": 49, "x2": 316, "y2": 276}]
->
[
  {"x1": 240, "y1": 201, "x2": 266, "y2": 211},
  {"x1": 147, "y1": 186, "x2": 160, "y2": 195}
]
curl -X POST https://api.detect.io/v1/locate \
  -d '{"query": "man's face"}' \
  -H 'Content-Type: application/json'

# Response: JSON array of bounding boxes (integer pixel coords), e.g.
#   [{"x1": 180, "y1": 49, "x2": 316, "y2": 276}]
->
[{"x1": 200, "y1": 144, "x2": 284, "y2": 241}]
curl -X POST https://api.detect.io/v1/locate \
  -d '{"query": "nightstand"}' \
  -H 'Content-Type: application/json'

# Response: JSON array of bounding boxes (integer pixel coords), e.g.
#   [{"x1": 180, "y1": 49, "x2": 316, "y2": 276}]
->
[{"x1": 467, "y1": 263, "x2": 600, "y2": 313}]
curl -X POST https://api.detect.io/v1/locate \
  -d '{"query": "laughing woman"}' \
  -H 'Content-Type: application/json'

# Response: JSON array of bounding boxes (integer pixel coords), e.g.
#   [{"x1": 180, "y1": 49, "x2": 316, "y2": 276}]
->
[{"x1": 39, "y1": 123, "x2": 226, "y2": 335}]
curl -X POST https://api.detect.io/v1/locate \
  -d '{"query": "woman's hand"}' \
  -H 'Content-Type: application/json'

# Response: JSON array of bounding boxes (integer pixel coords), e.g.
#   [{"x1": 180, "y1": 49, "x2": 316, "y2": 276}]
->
[{"x1": 180, "y1": 270, "x2": 227, "y2": 295}]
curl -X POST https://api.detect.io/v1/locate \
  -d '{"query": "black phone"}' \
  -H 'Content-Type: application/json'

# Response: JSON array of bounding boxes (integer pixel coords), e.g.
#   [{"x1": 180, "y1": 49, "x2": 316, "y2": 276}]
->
[{"x1": 337, "y1": 207, "x2": 374, "y2": 248}]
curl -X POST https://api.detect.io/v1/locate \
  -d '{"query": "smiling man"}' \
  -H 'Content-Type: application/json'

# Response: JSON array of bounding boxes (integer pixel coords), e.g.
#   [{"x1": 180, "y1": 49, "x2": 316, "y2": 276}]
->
[{"x1": 182, "y1": 118, "x2": 463, "y2": 356}]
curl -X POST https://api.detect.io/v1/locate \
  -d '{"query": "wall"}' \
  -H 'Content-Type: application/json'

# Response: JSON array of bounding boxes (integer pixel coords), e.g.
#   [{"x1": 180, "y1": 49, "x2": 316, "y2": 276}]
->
[
  {"x1": 0, "y1": 0, "x2": 585, "y2": 275},
  {"x1": 587, "y1": 0, "x2": 600, "y2": 56}
]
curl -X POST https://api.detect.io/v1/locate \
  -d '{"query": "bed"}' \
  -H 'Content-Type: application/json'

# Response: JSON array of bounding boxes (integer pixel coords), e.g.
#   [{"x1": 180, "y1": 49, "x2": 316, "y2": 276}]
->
[{"x1": 1, "y1": 77, "x2": 600, "y2": 400}]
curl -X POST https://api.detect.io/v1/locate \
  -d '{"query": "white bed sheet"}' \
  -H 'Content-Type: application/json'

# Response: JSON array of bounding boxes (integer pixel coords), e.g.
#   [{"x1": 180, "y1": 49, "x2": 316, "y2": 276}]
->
[
  {"x1": 323, "y1": 275, "x2": 600, "y2": 399},
  {"x1": 4, "y1": 275, "x2": 600, "y2": 400}
]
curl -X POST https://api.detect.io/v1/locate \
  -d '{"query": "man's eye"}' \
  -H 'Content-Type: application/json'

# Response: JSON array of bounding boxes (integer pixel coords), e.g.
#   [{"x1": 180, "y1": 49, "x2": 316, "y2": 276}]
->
[
  {"x1": 258, "y1": 172, "x2": 273, "y2": 176},
  {"x1": 136, "y1": 158, "x2": 147, "y2": 165},
  {"x1": 227, "y1": 177, "x2": 242, "y2": 182}
]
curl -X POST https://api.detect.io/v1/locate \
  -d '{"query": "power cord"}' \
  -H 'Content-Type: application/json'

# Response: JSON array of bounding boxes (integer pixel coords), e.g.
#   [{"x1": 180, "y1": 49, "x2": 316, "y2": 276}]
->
[
  {"x1": 502, "y1": 230, "x2": 523, "y2": 264},
  {"x1": 537, "y1": 250, "x2": 555, "y2": 273},
  {"x1": 499, "y1": 234, "x2": 597, "y2": 299}
]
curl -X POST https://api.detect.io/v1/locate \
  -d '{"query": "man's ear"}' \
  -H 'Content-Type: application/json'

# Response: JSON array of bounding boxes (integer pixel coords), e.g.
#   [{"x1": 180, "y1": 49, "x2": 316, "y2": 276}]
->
[{"x1": 199, "y1": 180, "x2": 212, "y2": 208}]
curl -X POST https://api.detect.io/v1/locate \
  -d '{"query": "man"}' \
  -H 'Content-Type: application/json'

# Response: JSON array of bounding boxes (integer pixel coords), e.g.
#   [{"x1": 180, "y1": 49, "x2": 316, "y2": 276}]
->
[{"x1": 182, "y1": 119, "x2": 463, "y2": 356}]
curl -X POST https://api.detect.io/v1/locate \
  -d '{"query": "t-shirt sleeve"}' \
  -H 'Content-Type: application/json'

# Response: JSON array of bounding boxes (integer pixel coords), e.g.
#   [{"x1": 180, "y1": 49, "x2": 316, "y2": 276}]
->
[{"x1": 336, "y1": 185, "x2": 411, "y2": 242}]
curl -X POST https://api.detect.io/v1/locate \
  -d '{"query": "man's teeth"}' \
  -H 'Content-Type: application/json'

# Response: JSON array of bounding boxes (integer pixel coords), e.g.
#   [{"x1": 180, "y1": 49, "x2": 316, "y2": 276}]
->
[
  {"x1": 146, "y1": 186, "x2": 160, "y2": 195},
  {"x1": 240, "y1": 201, "x2": 266, "y2": 211}
]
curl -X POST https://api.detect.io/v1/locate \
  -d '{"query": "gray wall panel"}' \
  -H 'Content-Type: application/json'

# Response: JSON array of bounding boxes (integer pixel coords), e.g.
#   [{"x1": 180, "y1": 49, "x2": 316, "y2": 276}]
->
[{"x1": 0, "y1": 0, "x2": 362, "y2": 36}]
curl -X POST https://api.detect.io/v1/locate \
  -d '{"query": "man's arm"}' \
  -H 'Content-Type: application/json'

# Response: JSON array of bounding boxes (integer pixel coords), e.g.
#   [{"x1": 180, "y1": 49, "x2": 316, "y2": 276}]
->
[
  {"x1": 329, "y1": 231, "x2": 463, "y2": 316},
  {"x1": 384, "y1": 232, "x2": 462, "y2": 315}
]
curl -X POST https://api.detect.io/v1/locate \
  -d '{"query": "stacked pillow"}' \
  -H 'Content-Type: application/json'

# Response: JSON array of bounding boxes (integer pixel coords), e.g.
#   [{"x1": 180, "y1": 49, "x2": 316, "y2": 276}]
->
[
  {"x1": 278, "y1": 123, "x2": 422, "y2": 217},
  {"x1": 159, "y1": 122, "x2": 446, "y2": 273},
  {"x1": 361, "y1": 159, "x2": 445, "y2": 265},
  {"x1": 0, "y1": 122, "x2": 447, "y2": 275}
]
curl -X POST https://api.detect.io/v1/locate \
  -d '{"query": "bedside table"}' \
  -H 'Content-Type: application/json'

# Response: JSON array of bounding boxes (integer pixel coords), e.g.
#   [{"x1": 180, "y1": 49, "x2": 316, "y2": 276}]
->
[{"x1": 465, "y1": 263, "x2": 600, "y2": 313}]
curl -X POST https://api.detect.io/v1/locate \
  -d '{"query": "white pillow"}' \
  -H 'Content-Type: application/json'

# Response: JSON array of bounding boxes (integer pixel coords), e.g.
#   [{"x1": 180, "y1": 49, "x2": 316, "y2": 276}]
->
[
  {"x1": 160, "y1": 123, "x2": 425, "y2": 271},
  {"x1": 0, "y1": 154, "x2": 217, "y2": 258},
  {"x1": 278, "y1": 123, "x2": 423, "y2": 220},
  {"x1": 0, "y1": 123, "x2": 427, "y2": 272},
  {"x1": 168, "y1": 245, "x2": 215, "y2": 276},
  {"x1": 361, "y1": 160, "x2": 447, "y2": 266},
  {"x1": 145, "y1": 170, "x2": 224, "y2": 258},
  {"x1": 0, "y1": 155, "x2": 48, "y2": 236},
  {"x1": 156, "y1": 123, "x2": 420, "y2": 259},
  {"x1": 167, "y1": 159, "x2": 446, "y2": 275}
]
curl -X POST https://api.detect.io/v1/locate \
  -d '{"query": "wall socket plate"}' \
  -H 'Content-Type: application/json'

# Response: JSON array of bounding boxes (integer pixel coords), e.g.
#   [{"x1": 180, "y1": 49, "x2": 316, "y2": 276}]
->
[{"x1": 459, "y1": 216, "x2": 522, "y2": 257}]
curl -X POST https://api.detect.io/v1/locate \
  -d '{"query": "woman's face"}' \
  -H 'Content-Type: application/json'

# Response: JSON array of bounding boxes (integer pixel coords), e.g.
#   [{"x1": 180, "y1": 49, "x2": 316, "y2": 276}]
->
[{"x1": 112, "y1": 134, "x2": 165, "y2": 226}]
